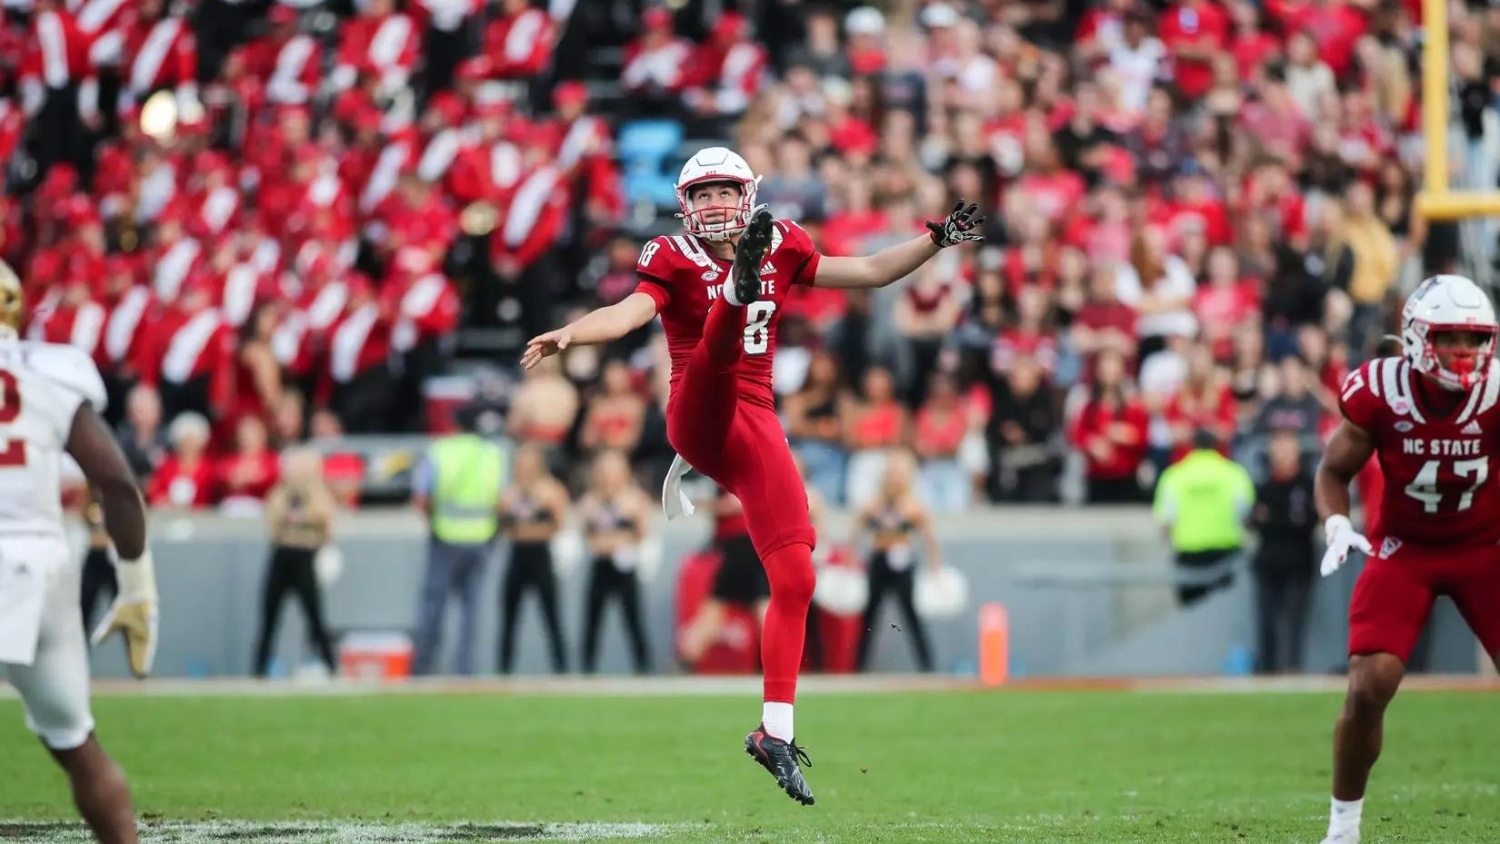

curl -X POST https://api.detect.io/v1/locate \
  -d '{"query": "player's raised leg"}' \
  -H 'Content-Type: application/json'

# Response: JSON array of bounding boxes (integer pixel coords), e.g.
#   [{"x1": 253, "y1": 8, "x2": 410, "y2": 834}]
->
[
  {"x1": 668, "y1": 209, "x2": 775, "y2": 467},
  {"x1": 1321, "y1": 553, "x2": 1432, "y2": 844}
]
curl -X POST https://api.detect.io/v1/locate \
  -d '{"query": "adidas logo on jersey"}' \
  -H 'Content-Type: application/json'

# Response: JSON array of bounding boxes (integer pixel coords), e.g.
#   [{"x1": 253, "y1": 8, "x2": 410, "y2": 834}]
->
[{"x1": 1462, "y1": 420, "x2": 1484, "y2": 436}]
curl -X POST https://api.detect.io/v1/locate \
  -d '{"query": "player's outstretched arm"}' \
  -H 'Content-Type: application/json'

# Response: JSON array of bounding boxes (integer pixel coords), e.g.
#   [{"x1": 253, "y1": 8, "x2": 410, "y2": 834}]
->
[
  {"x1": 68, "y1": 401, "x2": 159, "y2": 678},
  {"x1": 521, "y1": 292, "x2": 659, "y2": 370},
  {"x1": 1314, "y1": 420, "x2": 1376, "y2": 523},
  {"x1": 1314, "y1": 419, "x2": 1377, "y2": 576},
  {"x1": 67, "y1": 403, "x2": 146, "y2": 560},
  {"x1": 812, "y1": 201, "x2": 985, "y2": 290}
]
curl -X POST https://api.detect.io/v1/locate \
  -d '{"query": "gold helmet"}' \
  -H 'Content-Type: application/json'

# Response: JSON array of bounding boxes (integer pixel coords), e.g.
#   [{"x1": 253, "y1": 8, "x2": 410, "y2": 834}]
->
[{"x1": 0, "y1": 259, "x2": 21, "y2": 334}]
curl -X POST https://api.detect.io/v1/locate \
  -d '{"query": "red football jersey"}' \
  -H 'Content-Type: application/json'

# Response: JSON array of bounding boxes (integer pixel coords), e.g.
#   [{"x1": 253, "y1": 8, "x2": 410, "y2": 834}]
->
[
  {"x1": 1340, "y1": 356, "x2": 1500, "y2": 546},
  {"x1": 634, "y1": 222, "x2": 822, "y2": 409}
]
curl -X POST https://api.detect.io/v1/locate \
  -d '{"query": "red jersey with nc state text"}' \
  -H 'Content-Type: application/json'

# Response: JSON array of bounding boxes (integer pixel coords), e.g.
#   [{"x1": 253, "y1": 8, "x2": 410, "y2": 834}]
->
[
  {"x1": 634, "y1": 221, "x2": 822, "y2": 408},
  {"x1": 1340, "y1": 356, "x2": 1500, "y2": 546}
]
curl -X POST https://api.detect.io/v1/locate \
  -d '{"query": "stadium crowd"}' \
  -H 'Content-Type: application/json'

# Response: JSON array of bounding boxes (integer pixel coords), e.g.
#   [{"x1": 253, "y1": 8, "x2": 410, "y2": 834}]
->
[{"x1": 0, "y1": 0, "x2": 1470, "y2": 511}]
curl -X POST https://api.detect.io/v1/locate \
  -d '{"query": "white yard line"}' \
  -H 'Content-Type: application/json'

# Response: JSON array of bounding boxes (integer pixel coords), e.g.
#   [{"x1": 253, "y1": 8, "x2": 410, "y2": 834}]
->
[{"x1": 0, "y1": 821, "x2": 688, "y2": 843}]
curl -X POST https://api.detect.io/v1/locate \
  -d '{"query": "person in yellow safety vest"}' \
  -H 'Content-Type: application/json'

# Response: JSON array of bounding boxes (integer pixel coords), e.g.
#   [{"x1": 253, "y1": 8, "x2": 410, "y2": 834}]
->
[
  {"x1": 410, "y1": 409, "x2": 509, "y2": 675},
  {"x1": 1152, "y1": 428, "x2": 1256, "y2": 608}
]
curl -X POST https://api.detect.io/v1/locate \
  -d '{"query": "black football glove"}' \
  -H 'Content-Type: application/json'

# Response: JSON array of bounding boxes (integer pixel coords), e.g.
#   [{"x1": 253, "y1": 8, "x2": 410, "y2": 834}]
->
[{"x1": 926, "y1": 200, "x2": 985, "y2": 248}]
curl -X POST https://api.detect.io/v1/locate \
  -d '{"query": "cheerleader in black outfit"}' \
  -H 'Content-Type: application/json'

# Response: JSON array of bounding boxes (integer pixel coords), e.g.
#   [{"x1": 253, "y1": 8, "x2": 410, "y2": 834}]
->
[
  {"x1": 497, "y1": 444, "x2": 572, "y2": 674},
  {"x1": 852, "y1": 450, "x2": 943, "y2": 672},
  {"x1": 578, "y1": 449, "x2": 654, "y2": 674}
]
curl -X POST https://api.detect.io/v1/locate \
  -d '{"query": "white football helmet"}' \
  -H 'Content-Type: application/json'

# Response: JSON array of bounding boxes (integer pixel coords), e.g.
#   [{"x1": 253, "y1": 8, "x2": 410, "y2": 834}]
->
[
  {"x1": 674, "y1": 146, "x2": 761, "y2": 241},
  {"x1": 1401, "y1": 273, "x2": 1499, "y2": 391}
]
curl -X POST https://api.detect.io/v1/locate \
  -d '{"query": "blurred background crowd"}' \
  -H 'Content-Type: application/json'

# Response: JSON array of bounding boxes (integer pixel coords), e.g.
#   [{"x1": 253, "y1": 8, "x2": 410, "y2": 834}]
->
[{"x1": 3, "y1": 0, "x2": 1493, "y2": 514}]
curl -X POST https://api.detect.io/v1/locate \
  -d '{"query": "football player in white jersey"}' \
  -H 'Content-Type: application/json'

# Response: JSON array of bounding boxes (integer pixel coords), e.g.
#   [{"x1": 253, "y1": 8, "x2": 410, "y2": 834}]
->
[{"x1": 0, "y1": 260, "x2": 157, "y2": 844}]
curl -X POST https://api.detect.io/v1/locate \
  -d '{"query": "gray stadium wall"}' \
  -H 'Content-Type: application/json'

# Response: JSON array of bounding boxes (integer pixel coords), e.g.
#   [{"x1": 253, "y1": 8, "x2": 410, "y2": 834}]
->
[{"x1": 76, "y1": 508, "x2": 1486, "y2": 681}]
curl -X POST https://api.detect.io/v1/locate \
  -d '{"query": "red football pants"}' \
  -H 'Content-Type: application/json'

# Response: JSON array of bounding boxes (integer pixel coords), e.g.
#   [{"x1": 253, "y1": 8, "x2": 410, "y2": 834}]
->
[
  {"x1": 1349, "y1": 536, "x2": 1500, "y2": 663},
  {"x1": 665, "y1": 299, "x2": 815, "y2": 556},
  {"x1": 666, "y1": 296, "x2": 816, "y2": 704}
]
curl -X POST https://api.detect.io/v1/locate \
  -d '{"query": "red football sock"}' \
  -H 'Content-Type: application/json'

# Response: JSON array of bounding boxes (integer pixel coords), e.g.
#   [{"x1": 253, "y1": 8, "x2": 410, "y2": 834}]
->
[{"x1": 761, "y1": 541, "x2": 816, "y2": 704}]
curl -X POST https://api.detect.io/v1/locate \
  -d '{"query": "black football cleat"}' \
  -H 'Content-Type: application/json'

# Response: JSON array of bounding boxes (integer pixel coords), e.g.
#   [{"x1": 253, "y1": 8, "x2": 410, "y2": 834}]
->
[
  {"x1": 731, "y1": 210, "x2": 774, "y2": 305},
  {"x1": 744, "y1": 724, "x2": 815, "y2": 805}
]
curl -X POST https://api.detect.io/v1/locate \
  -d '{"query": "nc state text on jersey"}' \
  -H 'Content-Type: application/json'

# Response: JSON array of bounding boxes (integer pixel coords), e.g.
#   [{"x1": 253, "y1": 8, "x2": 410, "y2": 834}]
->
[
  {"x1": 706, "y1": 278, "x2": 775, "y2": 300},
  {"x1": 1402, "y1": 438, "x2": 1484, "y2": 457}
]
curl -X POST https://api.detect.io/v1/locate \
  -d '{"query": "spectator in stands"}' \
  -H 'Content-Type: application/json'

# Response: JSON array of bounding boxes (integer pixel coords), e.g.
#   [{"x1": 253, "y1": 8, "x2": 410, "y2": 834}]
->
[
  {"x1": 992, "y1": 285, "x2": 1061, "y2": 383},
  {"x1": 116, "y1": 384, "x2": 169, "y2": 486},
  {"x1": 152, "y1": 277, "x2": 235, "y2": 426},
  {"x1": 147, "y1": 412, "x2": 215, "y2": 510},
  {"x1": 1116, "y1": 225, "x2": 1197, "y2": 367},
  {"x1": 757, "y1": 132, "x2": 827, "y2": 224},
  {"x1": 1071, "y1": 260, "x2": 1139, "y2": 382},
  {"x1": 579, "y1": 449, "x2": 654, "y2": 675},
  {"x1": 578, "y1": 358, "x2": 646, "y2": 458},
  {"x1": 842, "y1": 365, "x2": 908, "y2": 511},
  {"x1": 682, "y1": 13, "x2": 766, "y2": 135},
  {"x1": 987, "y1": 354, "x2": 1058, "y2": 503},
  {"x1": 1249, "y1": 429, "x2": 1318, "y2": 673},
  {"x1": 120, "y1": 0, "x2": 201, "y2": 118},
  {"x1": 1262, "y1": 240, "x2": 1332, "y2": 362},
  {"x1": 1251, "y1": 355, "x2": 1326, "y2": 440},
  {"x1": 853, "y1": 450, "x2": 939, "y2": 673},
  {"x1": 309, "y1": 411, "x2": 365, "y2": 510},
  {"x1": 252, "y1": 446, "x2": 340, "y2": 679},
  {"x1": 217, "y1": 415, "x2": 280, "y2": 514},
  {"x1": 913, "y1": 372, "x2": 972, "y2": 513},
  {"x1": 1339, "y1": 181, "x2": 1401, "y2": 357},
  {"x1": 1163, "y1": 342, "x2": 1237, "y2": 462},
  {"x1": 223, "y1": 303, "x2": 284, "y2": 446},
  {"x1": 323, "y1": 275, "x2": 394, "y2": 434},
  {"x1": 506, "y1": 354, "x2": 580, "y2": 459},
  {"x1": 893, "y1": 259, "x2": 964, "y2": 408},
  {"x1": 1069, "y1": 349, "x2": 1150, "y2": 504},
  {"x1": 18, "y1": 0, "x2": 99, "y2": 190},
  {"x1": 272, "y1": 389, "x2": 307, "y2": 447},
  {"x1": 620, "y1": 8, "x2": 692, "y2": 118},
  {"x1": 1195, "y1": 247, "x2": 1259, "y2": 363},
  {"x1": 386, "y1": 247, "x2": 460, "y2": 432}
]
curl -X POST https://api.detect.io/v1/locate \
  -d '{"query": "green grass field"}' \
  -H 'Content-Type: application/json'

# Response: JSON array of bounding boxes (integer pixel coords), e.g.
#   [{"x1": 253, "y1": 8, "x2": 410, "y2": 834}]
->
[{"x1": 2, "y1": 684, "x2": 1497, "y2": 842}]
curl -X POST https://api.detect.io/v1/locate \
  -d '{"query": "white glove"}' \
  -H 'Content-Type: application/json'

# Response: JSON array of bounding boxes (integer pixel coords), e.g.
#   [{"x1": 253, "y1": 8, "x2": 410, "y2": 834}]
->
[
  {"x1": 91, "y1": 550, "x2": 159, "y2": 678},
  {"x1": 1320, "y1": 515, "x2": 1373, "y2": 578}
]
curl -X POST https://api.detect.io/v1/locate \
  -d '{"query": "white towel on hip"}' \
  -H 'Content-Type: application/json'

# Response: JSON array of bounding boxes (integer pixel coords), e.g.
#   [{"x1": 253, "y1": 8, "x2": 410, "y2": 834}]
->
[{"x1": 662, "y1": 453, "x2": 696, "y2": 520}]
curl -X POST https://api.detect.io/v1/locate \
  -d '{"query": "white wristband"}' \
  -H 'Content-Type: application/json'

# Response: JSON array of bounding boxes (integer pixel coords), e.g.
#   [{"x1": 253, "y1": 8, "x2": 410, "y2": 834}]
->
[
  {"x1": 1324, "y1": 514, "x2": 1353, "y2": 537},
  {"x1": 114, "y1": 549, "x2": 158, "y2": 602}
]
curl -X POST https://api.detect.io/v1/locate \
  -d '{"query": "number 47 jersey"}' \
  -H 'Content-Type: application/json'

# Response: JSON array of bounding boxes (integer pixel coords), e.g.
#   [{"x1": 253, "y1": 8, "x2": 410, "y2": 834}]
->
[
  {"x1": 1340, "y1": 356, "x2": 1500, "y2": 547},
  {"x1": 633, "y1": 222, "x2": 822, "y2": 410}
]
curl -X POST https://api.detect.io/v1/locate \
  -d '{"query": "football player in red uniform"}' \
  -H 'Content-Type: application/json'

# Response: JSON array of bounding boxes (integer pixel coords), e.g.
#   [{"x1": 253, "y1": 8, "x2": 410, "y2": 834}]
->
[
  {"x1": 522, "y1": 147, "x2": 982, "y2": 803},
  {"x1": 1314, "y1": 274, "x2": 1500, "y2": 843}
]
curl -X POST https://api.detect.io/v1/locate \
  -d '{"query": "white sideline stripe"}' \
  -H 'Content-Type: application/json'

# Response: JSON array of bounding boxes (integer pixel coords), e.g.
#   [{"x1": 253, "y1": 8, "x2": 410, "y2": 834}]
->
[
  {"x1": 2, "y1": 674, "x2": 1496, "y2": 701},
  {"x1": 0, "y1": 821, "x2": 684, "y2": 843}
]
